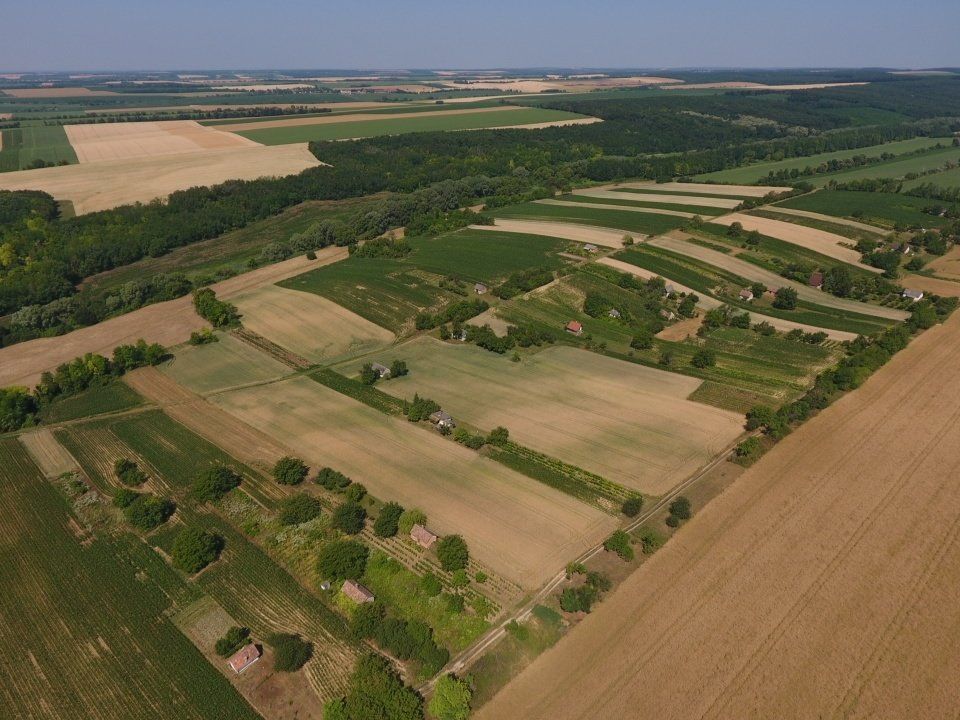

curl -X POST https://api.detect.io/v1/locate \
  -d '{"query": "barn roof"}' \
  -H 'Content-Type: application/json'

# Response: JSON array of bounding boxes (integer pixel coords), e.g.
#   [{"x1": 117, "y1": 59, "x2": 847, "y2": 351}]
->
[{"x1": 227, "y1": 643, "x2": 261, "y2": 674}]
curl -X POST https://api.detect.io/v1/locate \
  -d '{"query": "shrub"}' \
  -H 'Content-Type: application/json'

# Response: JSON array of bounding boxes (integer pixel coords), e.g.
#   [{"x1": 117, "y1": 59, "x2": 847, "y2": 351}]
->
[
  {"x1": 316, "y1": 466, "x2": 352, "y2": 492},
  {"x1": 621, "y1": 496, "x2": 644, "y2": 517},
  {"x1": 445, "y1": 593, "x2": 465, "y2": 612},
  {"x1": 665, "y1": 514, "x2": 680, "y2": 528},
  {"x1": 124, "y1": 494, "x2": 175, "y2": 531},
  {"x1": 421, "y1": 573, "x2": 443, "y2": 597},
  {"x1": 428, "y1": 674, "x2": 473, "y2": 720},
  {"x1": 487, "y1": 426, "x2": 509, "y2": 446},
  {"x1": 630, "y1": 330, "x2": 654, "y2": 350},
  {"x1": 112, "y1": 487, "x2": 139, "y2": 508},
  {"x1": 398, "y1": 508, "x2": 426, "y2": 535},
  {"x1": 437, "y1": 535, "x2": 469, "y2": 572},
  {"x1": 318, "y1": 540, "x2": 369, "y2": 580},
  {"x1": 278, "y1": 493, "x2": 322, "y2": 525},
  {"x1": 669, "y1": 496, "x2": 692, "y2": 520},
  {"x1": 188, "y1": 328, "x2": 218, "y2": 345},
  {"x1": 450, "y1": 569, "x2": 469, "y2": 588},
  {"x1": 114, "y1": 458, "x2": 147, "y2": 487},
  {"x1": 474, "y1": 571, "x2": 487, "y2": 584},
  {"x1": 273, "y1": 456, "x2": 308, "y2": 485},
  {"x1": 390, "y1": 359, "x2": 409, "y2": 378},
  {"x1": 331, "y1": 502, "x2": 366, "y2": 534},
  {"x1": 359, "y1": 363, "x2": 379, "y2": 385},
  {"x1": 773, "y1": 287, "x2": 798, "y2": 310},
  {"x1": 266, "y1": 633, "x2": 313, "y2": 672},
  {"x1": 344, "y1": 483, "x2": 367, "y2": 503},
  {"x1": 339, "y1": 653, "x2": 422, "y2": 720},
  {"x1": 350, "y1": 601, "x2": 386, "y2": 639},
  {"x1": 373, "y1": 502, "x2": 404, "y2": 538},
  {"x1": 603, "y1": 530, "x2": 634, "y2": 561},
  {"x1": 691, "y1": 348, "x2": 716, "y2": 368},
  {"x1": 636, "y1": 526, "x2": 665, "y2": 554},
  {"x1": 172, "y1": 527, "x2": 224, "y2": 573},
  {"x1": 192, "y1": 464, "x2": 241, "y2": 502},
  {"x1": 733, "y1": 436, "x2": 764, "y2": 466},
  {"x1": 215, "y1": 626, "x2": 250, "y2": 658}
]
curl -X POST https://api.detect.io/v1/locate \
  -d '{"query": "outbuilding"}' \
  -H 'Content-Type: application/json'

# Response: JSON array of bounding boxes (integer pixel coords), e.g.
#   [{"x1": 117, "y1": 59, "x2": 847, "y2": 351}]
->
[
  {"x1": 429, "y1": 410, "x2": 456, "y2": 429},
  {"x1": 474, "y1": 282, "x2": 488, "y2": 294},
  {"x1": 808, "y1": 272, "x2": 824, "y2": 290},
  {"x1": 583, "y1": 243, "x2": 599, "y2": 253},
  {"x1": 608, "y1": 308, "x2": 622, "y2": 319},
  {"x1": 739, "y1": 288, "x2": 754, "y2": 302},
  {"x1": 342, "y1": 580, "x2": 375, "y2": 604},
  {"x1": 410, "y1": 523, "x2": 438, "y2": 549},
  {"x1": 371, "y1": 362, "x2": 391, "y2": 379},
  {"x1": 227, "y1": 644, "x2": 261, "y2": 674},
  {"x1": 902, "y1": 289, "x2": 925, "y2": 302},
  {"x1": 565, "y1": 320, "x2": 583, "y2": 335}
]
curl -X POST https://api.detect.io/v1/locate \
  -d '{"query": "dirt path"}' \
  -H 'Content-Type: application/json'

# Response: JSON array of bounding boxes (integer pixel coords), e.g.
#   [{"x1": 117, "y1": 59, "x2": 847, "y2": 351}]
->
[
  {"x1": 649, "y1": 233, "x2": 908, "y2": 321},
  {"x1": 477, "y1": 310, "x2": 960, "y2": 720},
  {"x1": 710, "y1": 212, "x2": 880, "y2": 271}
]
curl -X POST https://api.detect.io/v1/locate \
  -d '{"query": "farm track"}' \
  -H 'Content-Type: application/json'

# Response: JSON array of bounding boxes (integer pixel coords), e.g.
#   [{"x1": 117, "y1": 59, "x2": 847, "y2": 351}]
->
[{"x1": 476, "y1": 311, "x2": 960, "y2": 719}]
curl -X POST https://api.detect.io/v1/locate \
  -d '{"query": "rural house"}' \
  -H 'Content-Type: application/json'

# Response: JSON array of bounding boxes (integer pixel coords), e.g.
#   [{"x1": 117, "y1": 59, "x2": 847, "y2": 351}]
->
[
  {"x1": 342, "y1": 580, "x2": 375, "y2": 604},
  {"x1": 429, "y1": 410, "x2": 457, "y2": 429},
  {"x1": 583, "y1": 243, "x2": 598, "y2": 253},
  {"x1": 227, "y1": 644, "x2": 261, "y2": 674},
  {"x1": 902, "y1": 289, "x2": 925, "y2": 301},
  {"x1": 664, "y1": 284, "x2": 676, "y2": 296},
  {"x1": 565, "y1": 320, "x2": 583, "y2": 335},
  {"x1": 371, "y1": 362, "x2": 391, "y2": 379},
  {"x1": 808, "y1": 272, "x2": 824, "y2": 290},
  {"x1": 410, "y1": 523, "x2": 438, "y2": 549},
  {"x1": 608, "y1": 308, "x2": 622, "y2": 319},
  {"x1": 474, "y1": 282, "x2": 488, "y2": 294},
  {"x1": 739, "y1": 288, "x2": 754, "y2": 302}
]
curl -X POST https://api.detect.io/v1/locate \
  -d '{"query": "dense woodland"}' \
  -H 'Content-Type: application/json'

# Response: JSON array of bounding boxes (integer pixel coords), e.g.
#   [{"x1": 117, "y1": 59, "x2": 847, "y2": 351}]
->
[{"x1": 3, "y1": 77, "x2": 960, "y2": 346}]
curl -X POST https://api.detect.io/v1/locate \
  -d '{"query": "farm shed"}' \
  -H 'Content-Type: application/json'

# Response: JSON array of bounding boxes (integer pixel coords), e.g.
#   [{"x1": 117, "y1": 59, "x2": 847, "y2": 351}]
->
[
  {"x1": 608, "y1": 308, "x2": 622, "y2": 319},
  {"x1": 808, "y1": 272, "x2": 824, "y2": 290},
  {"x1": 410, "y1": 523, "x2": 438, "y2": 549},
  {"x1": 583, "y1": 243, "x2": 599, "y2": 253},
  {"x1": 371, "y1": 362, "x2": 391, "y2": 379},
  {"x1": 475, "y1": 282, "x2": 489, "y2": 294},
  {"x1": 429, "y1": 410, "x2": 456, "y2": 429},
  {"x1": 739, "y1": 288, "x2": 754, "y2": 302},
  {"x1": 227, "y1": 644, "x2": 261, "y2": 674},
  {"x1": 902, "y1": 289, "x2": 925, "y2": 301},
  {"x1": 342, "y1": 579, "x2": 375, "y2": 604},
  {"x1": 565, "y1": 320, "x2": 583, "y2": 335}
]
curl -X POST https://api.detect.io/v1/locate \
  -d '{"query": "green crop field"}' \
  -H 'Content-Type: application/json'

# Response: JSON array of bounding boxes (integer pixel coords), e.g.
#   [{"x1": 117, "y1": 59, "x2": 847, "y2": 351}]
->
[
  {"x1": 232, "y1": 107, "x2": 587, "y2": 144},
  {"x1": 162, "y1": 332, "x2": 293, "y2": 395},
  {"x1": 694, "y1": 137, "x2": 953, "y2": 185},
  {"x1": 902, "y1": 164, "x2": 960, "y2": 190},
  {"x1": 776, "y1": 190, "x2": 957, "y2": 229},
  {"x1": 407, "y1": 229, "x2": 567, "y2": 281},
  {"x1": 747, "y1": 208, "x2": 887, "y2": 243},
  {"x1": 614, "y1": 186, "x2": 755, "y2": 200},
  {"x1": 0, "y1": 123, "x2": 78, "y2": 171},
  {"x1": 39, "y1": 380, "x2": 144, "y2": 423},
  {"x1": 804, "y1": 144, "x2": 960, "y2": 187},
  {"x1": 491, "y1": 200, "x2": 690, "y2": 235},
  {"x1": 551, "y1": 193, "x2": 726, "y2": 216},
  {"x1": 0, "y1": 439, "x2": 259, "y2": 720}
]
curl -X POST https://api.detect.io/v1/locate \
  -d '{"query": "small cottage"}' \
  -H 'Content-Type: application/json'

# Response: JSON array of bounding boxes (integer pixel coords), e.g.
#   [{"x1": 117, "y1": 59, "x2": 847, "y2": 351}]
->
[
  {"x1": 410, "y1": 523, "x2": 438, "y2": 549},
  {"x1": 474, "y1": 282, "x2": 488, "y2": 294},
  {"x1": 342, "y1": 580, "x2": 375, "y2": 604},
  {"x1": 808, "y1": 272, "x2": 824, "y2": 290},
  {"x1": 227, "y1": 644, "x2": 261, "y2": 674},
  {"x1": 371, "y1": 362, "x2": 391, "y2": 379},
  {"x1": 739, "y1": 288, "x2": 754, "y2": 302},
  {"x1": 565, "y1": 320, "x2": 583, "y2": 335},
  {"x1": 902, "y1": 289, "x2": 924, "y2": 302},
  {"x1": 583, "y1": 243, "x2": 599, "y2": 253},
  {"x1": 429, "y1": 410, "x2": 456, "y2": 429}
]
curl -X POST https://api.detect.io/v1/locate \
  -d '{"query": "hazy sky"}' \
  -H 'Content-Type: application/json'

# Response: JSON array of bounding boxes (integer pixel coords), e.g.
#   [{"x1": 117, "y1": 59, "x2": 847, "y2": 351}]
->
[{"x1": 3, "y1": 0, "x2": 958, "y2": 71}]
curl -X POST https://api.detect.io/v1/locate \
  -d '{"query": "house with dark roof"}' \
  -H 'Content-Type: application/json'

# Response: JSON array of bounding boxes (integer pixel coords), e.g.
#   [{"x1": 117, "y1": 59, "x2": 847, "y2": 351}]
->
[
  {"x1": 342, "y1": 580, "x2": 375, "y2": 604},
  {"x1": 429, "y1": 410, "x2": 456, "y2": 429}
]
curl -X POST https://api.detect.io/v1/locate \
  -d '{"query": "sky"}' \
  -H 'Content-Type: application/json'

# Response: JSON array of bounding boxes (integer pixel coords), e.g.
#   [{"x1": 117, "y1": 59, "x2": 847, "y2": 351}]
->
[{"x1": 3, "y1": 0, "x2": 959, "y2": 72}]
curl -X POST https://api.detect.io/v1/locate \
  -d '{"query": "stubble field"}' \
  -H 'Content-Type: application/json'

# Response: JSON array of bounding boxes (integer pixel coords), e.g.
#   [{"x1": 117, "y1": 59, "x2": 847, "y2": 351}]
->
[{"x1": 478, "y1": 311, "x2": 960, "y2": 720}]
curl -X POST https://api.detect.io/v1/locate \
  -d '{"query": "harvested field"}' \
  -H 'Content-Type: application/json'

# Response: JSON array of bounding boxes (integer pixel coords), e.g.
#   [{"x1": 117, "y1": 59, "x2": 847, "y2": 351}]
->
[
  {"x1": 211, "y1": 375, "x2": 616, "y2": 588},
  {"x1": 473, "y1": 219, "x2": 628, "y2": 248},
  {"x1": 655, "y1": 315, "x2": 704, "y2": 341},
  {"x1": 0, "y1": 247, "x2": 346, "y2": 392},
  {"x1": 161, "y1": 333, "x2": 293, "y2": 395},
  {"x1": 597, "y1": 257, "x2": 708, "y2": 300},
  {"x1": 438, "y1": 77, "x2": 678, "y2": 93},
  {"x1": 484, "y1": 117, "x2": 602, "y2": 130},
  {"x1": 573, "y1": 188, "x2": 741, "y2": 209},
  {"x1": 710, "y1": 212, "x2": 880, "y2": 270},
  {"x1": 231, "y1": 285, "x2": 395, "y2": 364},
  {"x1": 477, "y1": 310, "x2": 960, "y2": 720},
  {"x1": 899, "y1": 273, "x2": 960, "y2": 297},
  {"x1": 613, "y1": 181, "x2": 790, "y2": 197},
  {"x1": 924, "y1": 244, "x2": 960, "y2": 281},
  {"x1": 65, "y1": 120, "x2": 257, "y2": 162},
  {"x1": 370, "y1": 341, "x2": 743, "y2": 495},
  {"x1": 663, "y1": 81, "x2": 868, "y2": 91},
  {"x1": 2, "y1": 87, "x2": 118, "y2": 97},
  {"x1": 759, "y1": 205, "x2": 890, "y2": 235},
  {"x1": 18, "y1": 429, "x2": 80, "y2": 477},
  {"x1": 647, "y1": 234, "x2": 908, "y2": 321},
  {"x1": 536, "y1": 199, "x2": 696, "y2": 218},
  {"x1": 0, "y1": 143, "x2": 321, "y2": 214}
]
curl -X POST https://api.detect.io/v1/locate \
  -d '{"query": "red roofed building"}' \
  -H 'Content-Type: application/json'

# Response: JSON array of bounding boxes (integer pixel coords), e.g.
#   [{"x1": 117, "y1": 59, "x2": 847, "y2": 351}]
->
[
  {"x1": 808, "y1": 272, "x2": 824, "y2": 290},
  {"x1": 342, "y1": 579, "x2": 375, "y2": 604},
  {"x1": 227, "y1": 643, "x2": 261, "y2": 674},
  {"x1": 565, "y1": 320, "x2": 583, "y2": 335},
  {"x1": 410, "y1": 523, "x2": 438, "y2": 549}
]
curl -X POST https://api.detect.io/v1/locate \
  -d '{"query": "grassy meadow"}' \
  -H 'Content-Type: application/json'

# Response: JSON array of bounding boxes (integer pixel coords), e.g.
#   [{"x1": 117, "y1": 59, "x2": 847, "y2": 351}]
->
[
  {"x1": 491, "y1": 200, "x2": 691, "y2": 235},
  {"x1": 776, "y1": 190, "x2": 957, "y2": 229},
  {"x1": 0, "y1": 122, "x2": 78, "y2": 171}
]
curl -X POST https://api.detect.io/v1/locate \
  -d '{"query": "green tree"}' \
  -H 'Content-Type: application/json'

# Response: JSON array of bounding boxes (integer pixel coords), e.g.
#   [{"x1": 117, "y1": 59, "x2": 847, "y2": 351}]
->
[
  {"x1": 373, "y1": 502, "x2": 404, "y2": 538},
  {"x1": 172, "y1": 527, "x2": 224, "y2": 573},
  {"x1": 773, "y1": 287, "x2": 798, "y2": 310},
  {"x1": 278, "y1": 493, "x2": 322, "y2": 525},
  {"x1": 437, "y1": 535, "x2": 469, "y2": 572},
  {"x1": 390, "y1": 359, "x2": 409, "y2": 377},
  {"x1": 621, "y1": 496, "x2": 644, "y2": 517},
  {"x1": 215, "y1": 626, "x2": 250, "y2": 657},
  {"x1": 192, "y1": 464, "x2": 241, "y2": 502},
  {"x1": 359, "y1": 363, "x2": 379, "y2": 385},
  {"x1": 691, "y1": 348, "x2": 716, "y2": 368},
  {"x1": 398, "y1": 508, "x2": 427, "y2": 535},
  {"x1": 332, "y1": 502, "x2": 366, "y2": 534},
  {"x1": 603, "y1": 530, "x2": 635, "y2": 561},
  {"x1": 273, "y1": 456, "x2": 308, "y2": 485},
  {"x1": 669, "y1": 496, "x2": 692, "y2": 520},
  {"x1": 486, "y1": 426, "x2": 509, "y2": 446},
  {"x1": 318, "y1": 540, "x2": 369, "y2": 580},
  {"x1": 266, "y1": 633, "x2": 313, "y2": 672},
  {"x1": 750, "y1": 281, "x2": 767, "y2": 298},
  {"x1": 823, "y1": 266, "x2": 853, "y2": 297},
  {"x1": 428, "y1": 675, "x2": 473, "y2": 720},
  {"x1": 340, "y1": 653, "x2": 422, "y2": 720},
  {"x1": 124, "y1": 494, "x2": 175, "y2": 531},
  {"x1": 630, "y1": 329, "x2": 654, "y2": 350},
  {"x1": 114, "y1": 458, "x2": 147, "y2": 487},
  {"x1": 112, "y1": 487, "x2": 139, "y2": 508},
  {"x1": 421, "y1": 573, "x2": 442, "y2": 597}
]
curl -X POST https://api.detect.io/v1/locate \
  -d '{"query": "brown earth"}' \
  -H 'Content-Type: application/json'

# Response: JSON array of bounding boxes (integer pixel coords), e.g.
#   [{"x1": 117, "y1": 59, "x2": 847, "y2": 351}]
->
[
  {"x1": 663, "y1": 81, "x2": 869, "y2": 91},
  {"x1": 900, "y1": 273, "x2": 960, "y2": 297},
  {"x1": 473, "y1": 219, "x2": 629, "y2": 247},
  {"x1": 0, "y1": 143, "x2": 321, "y2": 214},
  {"x1": 764, "y1": 205, "x2": 891, "y2": 235},
  {"x1": 0, "y1": 246, "x2": 346, "y2": 390},
  {"x1": 477, "y1": 311, "x2": 960, "y2": 720},
  {"x1": 65, "y1": 120, "x2": 258, "y2": 163},
  {"x1": 924, "y1": 244, "x2": 960, "y2": 281},
  {"x1": 18, "y1": 429, "x2": 80, "y2": 477}
]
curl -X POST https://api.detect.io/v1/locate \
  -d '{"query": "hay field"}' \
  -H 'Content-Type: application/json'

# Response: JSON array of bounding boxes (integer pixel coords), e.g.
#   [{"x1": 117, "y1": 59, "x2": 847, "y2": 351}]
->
[
  {"x1": 161, "y1": 333, "x2": 293, "y2": 395},
  {"x1": 573, "y1": 188, "x2": 742, "y2": 209},
  {"x1": 65, "y1": 120, "x2": 258, "y2": 162},
  {"x1": 19, "y1": 429, "x2": 80, "y2": 477},
  {"x1": 0, "y1": 247, "x2": 345, "y2": 390},
  {"x1": 474, "y1": 219, "x2": 631, "y2": 248},
  {"x1": 230, "y1": 285, "x2": 395, "y2": 364},
  {"x1": 614, "y1": 181, "x2": 791, "y2": 197},
  {"x1": 1, "y1": 87, "x2": 118, "y2": 97},
  {"x1": 760, "y1": 206, "x2": 890, "y2": 235},
  {"x1": 477, "y1": 311, "x2": 960, "y2": 720},
  {"x1": 369, "y1": 341, "x2": 743, "y2": 495},
  {"x1": 0, "y1": 143, "x2": 321, "y2": 214},
  {"x1": 663, "y1": 81, "x2": 868, "y2": 91},
  {"x1": 709, "y1": 212, "x2": 880, "y2": 271},
  {"x1": 536, "y1": 199, "x2": 697, "y2": 218},
  {"x1": 921, "y1": 244, "x2": 960, "y2": 281},
  {"x1": 211, "y1": 376, "x2": 616, "y2": 588}
]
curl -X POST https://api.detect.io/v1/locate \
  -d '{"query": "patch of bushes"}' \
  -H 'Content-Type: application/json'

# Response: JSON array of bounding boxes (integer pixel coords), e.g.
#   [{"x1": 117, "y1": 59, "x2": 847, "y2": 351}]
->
[
  {"x1": 124, "y1": 494, "x2": 175, "y2": 531},
  {"x1": 603, "y1": 529, "x2": 635, "y2": 561},
  {"x1": 192, "y1": 288, "x2": 240, "y2": 327},
  {"x1": 331, "y1": 502, "x2": 366, "y2": 534},
  {"x1": 114, "y1": 458, "x2": 147, "y2": 487},
  {"x1": 318, "y1": 540, "x2": 369, "y2": 581},
  {"x1": 621, "y1": 495, "x2": 644, "y2": 517},
  {"x1": 373, "y1": 502, "x2": 404, "y2": 538},
  {"x1": 436, "y1": 535, "x2": 469, "y2": 572},
  {"x1": 278, "y1": 493, "x2": 322, "y2": 525},
  {"x1": 406, "y1": 393, "x2": 440, "y2": 422},
  {"x1": 192, "y1": 464, "x2": 241, "y2": 502},
  {"x1": 325, "y1": 653, "x2": 423, "y2": 720},
  {"x1": 266, "y1": 633, "x2": 313, "y2": 672},
  {"x1": 215, "y1": 626, "x2": 250, "y2": 658},
  {"x1": 350, "y1": 603, "x2": 450, "y2": 676},
  {"x1": 171, "y1": 527, "x2": 224, "y2": 573},
  {"x1": 273, "y1": 456, "x2": 308, "y2": 485},
  {"x1": 453, "y1": 427, "x2": 486, "y2": 449},
  {"x1": 316, "y1": 466, "x2": 352, "y2": 492}
]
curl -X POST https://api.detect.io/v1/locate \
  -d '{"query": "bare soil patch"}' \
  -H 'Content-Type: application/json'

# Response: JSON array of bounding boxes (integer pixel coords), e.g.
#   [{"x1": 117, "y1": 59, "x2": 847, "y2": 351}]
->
[
  {"x1": 479, "y1": 310, "x2": 960, "y2": 720},
  {"x1": 18, "y1": 429, "x2": 80, "y2": 477},
  {"x1": 65, "y1": 120, "x2": 257, "y2": 163},
  {"x1": 537, "y1": 198, "x2": 695, "y2": 218},
  {"x1": 615, "y1": 181, "x2": 791, "y2": 197},
  {"x1": 573, "y1": 188, "x2": 741, "y2": 209},
  {"x1": 655, "y1": 315, "x2": 705, "y2": 341},
  {"x1": 764, "y1": 205, "x2": 890, "y2": 234},
  {"x1": 900, "y1": 273, "x2": 960, "y2": 297},
  {"x1": 711, "y1": 212, "x2": 878, "y2": 270},
  {"x1": 924, "y1": 244, "x2": 960, "y2": 281},
  {"x1": 0, "y1": 143, "x2": 321, "y2": 214},
  {"x1": 474, "y1": 219, "x2": 628, "y2": 248},
  {"x1": 212, "y1": 375, "x2": 616, "y2": 588}
]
